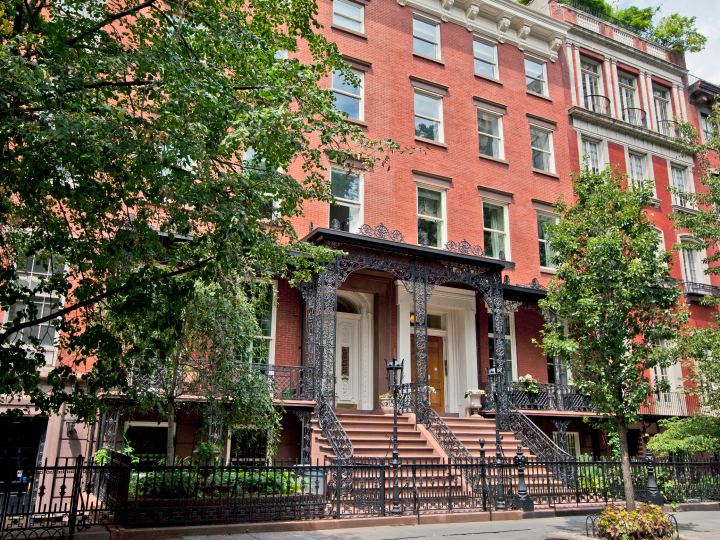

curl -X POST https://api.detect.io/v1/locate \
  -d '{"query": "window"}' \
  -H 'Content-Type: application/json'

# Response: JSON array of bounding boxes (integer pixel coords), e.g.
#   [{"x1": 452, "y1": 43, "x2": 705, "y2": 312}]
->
[
  {"x1": 553, "y1": 432, "x2": 581, "y2": 457},
  {"x1": 417, "y1": 187, "x2": 444, "y2": 248},
  {"x1": 244, "y1": 148, "x2": 280, "y2": 219},
  {"x1": 333, "y1": 0, "x2": 363, "y2": 33},
  {"x1": 473, "y1": 39, "x2": 497, "y2": 78},
  {"x1": 5, "y1": 257, "x2": 63, "y2": 363},
  {"x1": 653, "y1": 87, "x2": 671, "y2": 135},
  {"x1": 487, "y1": 309, "x2": 516, "y2": 382},
  {"x1": 525, "y1": 57, "x2": 546, "y2": 95},
  {"x1": 329, "y1": 167, "x2": 362, "y2": 232},
  {"x1": 618, "y1": 73, "x2": 643, "y2": 126},
  {"x1": 547, "y1": 356, "x2": 568, "y2": 385},
  {"x1": 682, "y1": 246, "x2": 703, "y2": 286},
  {"x1": 483, "y1": 202, "x2": 508, "y2": 259},
  {"x1": 671, "y1": 166, "x2": 690, "y2": 207},
  {"x1": 530, "y1": 126, "x2": 554, "y2": 172},
  {"x1": 414, "y1": 91, "x2": 443, "y2": 142},
  {"x1": 477, "y1": 110, "x2": 503, "y2": 159},
  {"x1": 332, "y1": 69, "x2": 363, "y2": 121},
  {"x1": 537, "y1": 213, "x2": 556, "y2": 269},
  {"x1": 413, "y1": 17, "x2": 440, "y2": 59},
  {"x1": 580, "y1": 60, "x2": 603, "y2": 113},
  {"x1": 701, "y1": 113, "x2": 716, "y2": 141},
  {"x1": 628, "y1": 153, "x2": 647, "y2": 190},
  {"x1": 581, "y1": 138, "x2": 600, "y2": 173},
  {"x1": 249, "y1": 282, "x2": 276, "y2": 364}
]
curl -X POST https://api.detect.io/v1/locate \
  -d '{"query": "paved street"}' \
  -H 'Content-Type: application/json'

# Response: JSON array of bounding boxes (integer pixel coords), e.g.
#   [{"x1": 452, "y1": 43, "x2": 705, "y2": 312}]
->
[{"x1": 181, "y1": 511, "x2": 720, "y2": 540}]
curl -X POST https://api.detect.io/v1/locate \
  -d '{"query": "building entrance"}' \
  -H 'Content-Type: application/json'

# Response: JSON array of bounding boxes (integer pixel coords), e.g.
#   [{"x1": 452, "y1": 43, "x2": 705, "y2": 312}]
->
[{"x1": 411, "y1": 335, "x2": 445, "y2": 413}]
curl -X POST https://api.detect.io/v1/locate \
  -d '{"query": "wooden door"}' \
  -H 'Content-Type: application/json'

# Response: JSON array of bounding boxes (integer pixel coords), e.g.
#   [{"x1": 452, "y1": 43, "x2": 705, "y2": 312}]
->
[{"x1": 411, "y1": 335, "x2": 445, "y2": 413}]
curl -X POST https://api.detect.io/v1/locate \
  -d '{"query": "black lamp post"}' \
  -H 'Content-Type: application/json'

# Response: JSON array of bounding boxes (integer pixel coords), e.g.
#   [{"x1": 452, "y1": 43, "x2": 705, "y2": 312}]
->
[{"x1": 385, "y1": 355, "x2": 404, "y2": 516}]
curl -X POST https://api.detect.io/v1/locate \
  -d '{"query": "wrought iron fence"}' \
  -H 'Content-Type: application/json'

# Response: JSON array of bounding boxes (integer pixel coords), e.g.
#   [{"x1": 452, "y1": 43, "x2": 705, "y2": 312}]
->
[
  {"x1": 250, "y1": 363, "x2": 310, "y2": 401},
  {"x1": 480, "y1": 382, "x2": 593, "y2": 413},
  {"x1": 1, "y1": 454, "x2": 718, "y2": 535}
]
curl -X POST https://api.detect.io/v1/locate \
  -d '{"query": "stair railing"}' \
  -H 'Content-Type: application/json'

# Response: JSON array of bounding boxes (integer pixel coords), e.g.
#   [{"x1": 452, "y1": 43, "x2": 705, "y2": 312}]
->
[{"x1": 316, "y1": 394, "x2": 353, "y2": 462}]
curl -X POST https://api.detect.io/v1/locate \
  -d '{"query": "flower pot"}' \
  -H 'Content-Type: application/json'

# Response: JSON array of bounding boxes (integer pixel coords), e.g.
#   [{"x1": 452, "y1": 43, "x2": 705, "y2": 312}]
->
[
  {"x1": 379, "y1": 398, "x2": 394, "y2": 415},
  {"x1": 468, "y1": 392, "x2": 483, "y2": 417}
]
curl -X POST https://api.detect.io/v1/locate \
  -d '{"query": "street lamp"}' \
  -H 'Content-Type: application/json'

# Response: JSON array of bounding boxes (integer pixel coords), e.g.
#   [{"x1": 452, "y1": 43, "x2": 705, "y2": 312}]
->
[{"x1": 385, "y1": 355, "x2": 404, "y2": 516}]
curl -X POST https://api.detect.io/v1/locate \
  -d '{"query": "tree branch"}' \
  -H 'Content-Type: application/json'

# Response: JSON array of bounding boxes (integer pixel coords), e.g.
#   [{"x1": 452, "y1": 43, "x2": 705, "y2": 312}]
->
[
  {"x1": 66, "y1": 0, "x2": 160, "y2": 47},
  {"x1": 0, "y1": 257, "x2": 215, "y2": 343}
]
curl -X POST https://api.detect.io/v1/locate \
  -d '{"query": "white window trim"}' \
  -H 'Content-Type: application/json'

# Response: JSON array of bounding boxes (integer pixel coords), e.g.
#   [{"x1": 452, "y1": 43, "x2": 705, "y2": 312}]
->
[
  {"x1": 525, "y1": 55, "x2": 548, "y2": 96},
  {"x1": 624, "y1": 148, "x2": 656, "y2": 198},
  {"x1": 678, "y1": 235, "x2": 708, "y2": 286},
  {"x1": 530, "y1": 124, "x2": 555, "y2": 173},
  {"x1": 579, "y1": 58, "x2": 604, "y2": 109},
  {"x1": 579, "y1": 135, "x2": 604, "y2": 174},
  {"x1": 251, "y1": 279, "x2": 278, "y2": 365},
  {"x1": 653, "y1": 86, "x2": 671, "y2": 134},
  {"x1": 333, "y1": 0, "x2": 364, "y2": 33},
  {"x1": 668, "y1": 161, "x2": 695, "y2": 208},
  {"x1": 417, "y1": 184, "x2": 447, "y2": 249},
  {"x1": 617, "y1": 71, "x2": 637, "y2": 118},
  {"x1": 477, "y1": 107, "x2": 504, "y2": 160},
  {"x1": 473, "y1": 37, "x2": 498, "y2": 79},
  {"x1": 332, "y1": 69, "x2": 364, "y2": 122},
  {"x1": 553, "y1": 431, "x2": 581, "y2": 457},
  {"x1": 414, "y1": 89, "x2": 444, "y2": 143},
  {"x1": 486, "y1": 305, "x2": 518, "y2": 381},
  {"x1": 537, "y1": 212, "x2": 559, "y2": 272},
  {"x1": 329, "y1": 167, "x2": 364, "y2": 233},
  {"x1": 482, "y1": 199, "x2": 511, "y2": 261},
  {"x1": 413, "y1": 15, "x2": 441, "y2": 60}
]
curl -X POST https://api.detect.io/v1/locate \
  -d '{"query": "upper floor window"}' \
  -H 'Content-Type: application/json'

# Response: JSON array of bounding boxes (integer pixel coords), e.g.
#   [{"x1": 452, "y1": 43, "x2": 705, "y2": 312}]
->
[
  {"x1": 333, "y1": 0, "x2": 364, "y2": 33},
  {"x1": 537, "y1": 213, "x2": 557, "y2": 270},
  {"x1": 628, "y1": 153, "x2": 647, "y2": 190},
  {"x1": 477, "y1": 109, "x2": 503, "y2": 159},
  {"x1": 653, "y1": 87, "x2": 671, "y2": 134},
  {"x1": 332, "y1": 69, "x2": 363, "y2": 121},
  {"x1": 5, "y1": 257, "x2": 63, "y2": 362},
  {"x1": 525, "y1": 57, "x2": 547, "y2": 95},
  {"x1": 247, "y1": 281, "x2": 276, "y2": 364},
  {"x1": 413, "y1": 17, "x2": 440, "y2": 59},
  {"x1": 414, "y1": 91, "x2": 443, "y2": 142},
  {"x1": 330, "y1": 167, "x2": 362, "y2": 232},
  {"x1": 473, "y1": 39, "x2": 497, "y2": 79},
  {"x1": 483, "y1": 201, "x2": 508, "y2": 259},
  {"x1": 530, "y1": 126, "x2": 554, "y2": 172},
  {"x1": 417, "y1": 187, "x2": 444, "y2": 248},
  {"x1": 681, "y1": 243, "x2": 704, "y2": 286},
  {"x1": 701, "y1": 113, "x2": 717, "y2": 142},
  {"x1": 618, "y1": 73, "x2": 644, "y2": 127},
  {"x1": 581, "y1": 138, "x2": 600, "y2": 174},
  {"x1": 671, "y1": 166, "x2": 691, "y2": 207},
  {"x1": 580, "y1": 60, "x2": 603, "y2": 112}
]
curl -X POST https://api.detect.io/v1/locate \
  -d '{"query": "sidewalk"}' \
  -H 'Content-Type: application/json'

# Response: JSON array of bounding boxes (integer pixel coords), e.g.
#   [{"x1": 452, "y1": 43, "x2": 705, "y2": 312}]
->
[{"x1": 176, "y1": 511, "x2": 720, "y2": 540}]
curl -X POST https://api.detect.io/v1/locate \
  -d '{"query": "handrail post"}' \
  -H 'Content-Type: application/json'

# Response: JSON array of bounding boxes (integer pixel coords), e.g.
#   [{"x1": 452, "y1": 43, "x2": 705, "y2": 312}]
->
[
  {"x1": 479, "y1": 439, "x2": 487, "y2": 512},
  {"x1": 645, "y1": 449, "x2": 664, "y2": 506},
  {"x1": 514, "y1": 445, "x2": 534, "y2": 512}
]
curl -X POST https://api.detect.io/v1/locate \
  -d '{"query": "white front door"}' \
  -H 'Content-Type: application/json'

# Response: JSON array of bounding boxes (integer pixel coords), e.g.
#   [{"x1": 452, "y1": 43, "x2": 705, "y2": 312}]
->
[{"x1": 336, "y1": 313, "x2": 361, "y2": 407}]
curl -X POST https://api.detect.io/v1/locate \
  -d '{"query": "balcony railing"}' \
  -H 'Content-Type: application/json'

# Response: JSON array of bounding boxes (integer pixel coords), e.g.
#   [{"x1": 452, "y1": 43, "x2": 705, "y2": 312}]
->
[
  {"x1": 683, "y1": 281, "x2": 720, "y2": 297},
  {"x1": 480, "y1": 382, "x2": 593, "y2": 413},
  {"x1": 558, "y1": 0, "x2": 643, "y2": 34},
  {"x1": 657, "y1": 119, "x2": 679, "y2": 137},
  {"x1": 584, "y1": 94, "x2": 611, "y2": 115},
  {"x1": 639, "y1": 391, "x2": 703, "y2": 417},
  {"x1": 623, "y1": 108, "x2": 648, "y2": 128},
  {"x1": 251, "y1": 363, "x2": 310, "y2": 401}
]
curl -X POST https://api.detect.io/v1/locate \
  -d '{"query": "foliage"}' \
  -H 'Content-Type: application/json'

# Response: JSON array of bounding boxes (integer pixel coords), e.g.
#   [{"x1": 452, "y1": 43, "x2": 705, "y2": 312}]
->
[
  {"x1": 93, "y1": 442, "x2": 139, "y2": 466},
  {"x1": 613, "y1": 6, "x2": 658, "y2": 33},
  {"x1": 195, "y1": 442, "x2": 222, "y2": 462},
  {"x1": 607, "y1": 431, "x2": 621, "y2": 461},
  {"x1": 653, "y1": 14, "x2": 707, "y2": 53},
  {"x1": 379, "y1": 393, "x2": 392, "y2": 399},
  {"x1": 539, "y1": 165, "x2": 688, "y2": 509},
  {"x1": 129, "y1": 468, "x2": 201, "y2": 499},
  {"x1": 598, "y1": 503, "x2": 676, "y2": 540},
  {"x1": 0, "y1": 0, "x2": 403, "y2": 422},
  {"x1": 648, "y1": 416, "x2": 720, "y2": 456},
  {"x1": 517, "y1": 375, "x2": 540, "y2": 393},
  {"x1": 464, "y1": 389, "x2": 486, "y2": 398}
]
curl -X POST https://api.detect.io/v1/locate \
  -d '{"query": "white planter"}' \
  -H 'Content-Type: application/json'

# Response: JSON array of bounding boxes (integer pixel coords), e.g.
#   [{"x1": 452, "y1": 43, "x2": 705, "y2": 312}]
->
[
  {"x1": 379, "y1": 398, "x2": 394, "y2": 415},
  {"x1": 468, "y1": 393, "x2": 484, "y2": 417}
]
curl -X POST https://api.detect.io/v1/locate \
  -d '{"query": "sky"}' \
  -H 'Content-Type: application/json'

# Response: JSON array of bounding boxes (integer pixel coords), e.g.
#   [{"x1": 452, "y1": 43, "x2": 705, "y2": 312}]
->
[{"x1": 616, "y1": 0, "x2": 720, "y2": 84}]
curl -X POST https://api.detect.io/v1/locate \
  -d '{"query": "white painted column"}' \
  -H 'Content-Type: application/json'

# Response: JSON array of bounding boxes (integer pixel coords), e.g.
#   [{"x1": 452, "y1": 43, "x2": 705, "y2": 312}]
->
[
  {"x1": 566, "y1": 43, "x2": 577, "y2": 105},
  {"x1": 574, "y1": 45, "x2": 584, "y2": 107},
  {"x1": 603, "y1": 58, "x2": 615, "y2": 117},
  {"x1": 611, "y1": 60, "x2": 622, "y2": 120},
  {"x1": 678, "y1": 84, "x2": 689, "y2": 121},
  {"x1": 646, "y1": 73, "x2": 658, "y2": 131},
  {"x1": 671, "y1": 84, "x2": 682, "y2": 122},
  {"x1": 638, "y1": 70, "x2": 651, "y2": 129}
]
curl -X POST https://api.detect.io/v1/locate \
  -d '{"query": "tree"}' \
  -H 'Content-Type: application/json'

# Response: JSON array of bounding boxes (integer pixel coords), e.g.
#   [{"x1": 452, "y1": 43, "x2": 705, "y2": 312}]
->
[
  {"x1": 539, "y1": 166, "x2": 688, "y2": 510},
  {"x1": 613, "y1": 6, "x2": 658, "y2": 34},
  {"x1": 653, "y1": 14, "x2": 707, "y2": 53},
  {"x1": 0, "y1": 1, "x2": 399, "y2": 421},
  {"x1": 648, "y1": 416, "x2": 720, "y2": 457}
]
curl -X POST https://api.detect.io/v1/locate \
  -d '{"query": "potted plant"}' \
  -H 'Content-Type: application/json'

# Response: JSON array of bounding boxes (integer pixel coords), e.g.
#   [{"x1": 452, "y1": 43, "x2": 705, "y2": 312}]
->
[
  {"x1": 379, "y1": 393, "x2": 394, "y2": 414},
  {"x1": 517, "y1": 374, "x2": 540, "y2": 393},
  {"x1": 464, "y1": 389, "x2": 486, "y2": 417}
]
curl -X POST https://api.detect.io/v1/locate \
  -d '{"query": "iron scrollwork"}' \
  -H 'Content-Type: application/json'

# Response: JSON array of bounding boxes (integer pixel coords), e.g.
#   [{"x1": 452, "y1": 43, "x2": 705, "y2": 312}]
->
[
  {"x1": 444, "y1": 239, "x2": 484, "y2": 257},
  {"x1": 357, "y1": 223, "x2": 405, "y2": 243}
]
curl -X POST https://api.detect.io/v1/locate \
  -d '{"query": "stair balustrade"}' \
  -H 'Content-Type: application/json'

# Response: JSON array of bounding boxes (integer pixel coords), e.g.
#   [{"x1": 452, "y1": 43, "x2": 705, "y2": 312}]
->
[{"x1": 316, "y1": 394, "x2": 353, "y2": 461}]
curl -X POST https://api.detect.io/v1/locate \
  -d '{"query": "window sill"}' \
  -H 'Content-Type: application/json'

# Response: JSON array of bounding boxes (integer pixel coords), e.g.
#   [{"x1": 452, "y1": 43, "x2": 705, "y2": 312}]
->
[
  {"x1": 331, "y1": 24, "x2": 368, "y2": 40},
  {"x1": 540, "y1": 267, "x2": 557, "y2": 275},
  {"x1": 527, "y1": 90, "x2": 553, "y2": 102},
  {"x1": 671, "y1": 204, "x2": 700, "y2": 215},
  {"x1": 415, "y1": 136, "x2": 448, "y2": 148},
  {"x1": 413, "y1": 52, "x2": 445, "y2": 66},
  {"x1": 345, "y1": 117, "x2": 369, "y2": 128},
  {"x1": 532, "y1": 168, "x2": 559, "y2": 179},
  {"x1": 474, "y1": 73, "x2": 503, "y2": 86},
  {"x1": 478, "y1": 154, "x2": 509, "y2": 165}
]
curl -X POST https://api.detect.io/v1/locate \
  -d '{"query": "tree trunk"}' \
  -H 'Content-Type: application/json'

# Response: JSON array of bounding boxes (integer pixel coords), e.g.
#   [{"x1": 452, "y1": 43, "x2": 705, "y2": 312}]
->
[
  {"x1": 617, "y1": 419, "x2": 636, "y2": 511},
  {"x1": 166, "y1": 403, "x2": 176, "y2": 465}
]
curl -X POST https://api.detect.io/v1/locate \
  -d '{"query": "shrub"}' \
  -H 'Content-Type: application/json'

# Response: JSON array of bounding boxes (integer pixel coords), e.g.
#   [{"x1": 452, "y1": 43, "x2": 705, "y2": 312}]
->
[{"x1": 598, "y1": 503, "x2": 676, "y2": 540}]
